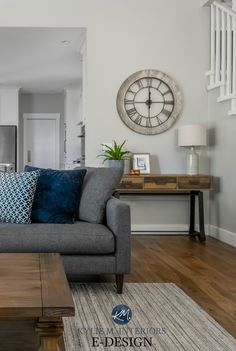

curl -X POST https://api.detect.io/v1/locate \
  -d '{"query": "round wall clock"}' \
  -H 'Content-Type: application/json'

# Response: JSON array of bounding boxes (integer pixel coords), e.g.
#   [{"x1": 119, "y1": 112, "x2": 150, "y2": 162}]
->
[{"x1": 116, "y1": 69, "x2": 182, "y2": 135}]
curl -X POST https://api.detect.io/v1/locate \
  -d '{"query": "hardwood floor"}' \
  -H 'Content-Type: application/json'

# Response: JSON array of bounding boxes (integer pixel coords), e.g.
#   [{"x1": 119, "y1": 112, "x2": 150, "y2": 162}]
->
[
  {"x1": 83, "y1": 235, "x2": 236, "y2": 338},
  {"x1": 127, "y1": 235, "x2": 236, "y2": 338}
]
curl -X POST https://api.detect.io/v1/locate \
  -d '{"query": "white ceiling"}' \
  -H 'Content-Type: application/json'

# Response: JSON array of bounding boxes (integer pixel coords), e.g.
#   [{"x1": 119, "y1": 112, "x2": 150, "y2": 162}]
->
[{"x1": 0, "y1": 28, "x2": 85, "y2": 93}]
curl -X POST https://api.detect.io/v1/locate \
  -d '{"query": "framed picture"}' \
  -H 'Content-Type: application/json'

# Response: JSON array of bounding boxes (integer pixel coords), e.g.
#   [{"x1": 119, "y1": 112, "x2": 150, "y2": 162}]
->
[{"x1": 132, "y1": 153, "x2": 150, "y2": 174}]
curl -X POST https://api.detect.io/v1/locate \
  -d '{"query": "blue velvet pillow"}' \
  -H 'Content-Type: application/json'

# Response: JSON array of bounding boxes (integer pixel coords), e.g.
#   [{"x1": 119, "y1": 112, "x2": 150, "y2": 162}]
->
[{"x1": 24, "y1": 166, "x2": 86, "y2": 224}]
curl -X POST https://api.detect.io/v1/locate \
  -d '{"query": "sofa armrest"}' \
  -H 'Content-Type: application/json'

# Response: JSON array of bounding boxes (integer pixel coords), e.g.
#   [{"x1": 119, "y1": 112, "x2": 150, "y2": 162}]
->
[{"x1": 106, "y1": 197, "x2": 131, "y2": 274}]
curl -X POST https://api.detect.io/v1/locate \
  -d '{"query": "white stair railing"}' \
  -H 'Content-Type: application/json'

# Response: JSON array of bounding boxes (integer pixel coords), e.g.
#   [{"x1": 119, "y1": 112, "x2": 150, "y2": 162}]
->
[{"x1": 206, "y1": 1, "x2": 236, "y2": 115}]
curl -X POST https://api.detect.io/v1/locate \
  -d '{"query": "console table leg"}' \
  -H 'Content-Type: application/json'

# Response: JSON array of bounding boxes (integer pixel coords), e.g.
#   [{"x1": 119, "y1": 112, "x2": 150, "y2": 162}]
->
[
  {"x1": 189, "y1": 192, "x2": 196, "y2": 235},
  {"x1": 36, "y1": 317, "x2": 64, "y2": 351},
  {"x1": 198, "y1": 191, "x2": 206, "y2": 242}
]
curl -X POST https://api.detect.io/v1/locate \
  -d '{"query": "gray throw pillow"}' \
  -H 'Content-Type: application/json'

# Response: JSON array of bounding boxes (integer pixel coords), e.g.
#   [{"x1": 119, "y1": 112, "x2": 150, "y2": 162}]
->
[{"x1": 79, "y1": 167, "x2": 123, "y2": 223}]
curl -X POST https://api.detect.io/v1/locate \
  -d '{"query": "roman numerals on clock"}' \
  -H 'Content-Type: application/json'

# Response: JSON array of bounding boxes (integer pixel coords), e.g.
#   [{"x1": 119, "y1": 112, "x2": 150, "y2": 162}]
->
[
  {"x1": 146, "y1": 77, "x2": 153, "y2": 87},
  {"x1": 126, "y1": 108, "x2": 144, "y2": 126},
  {"x1": 124, "y1": 98, "x2": 134, "y2": 105},
  {"x1": 134, "y1": 115, "x2": 143, "y2": 125},
  {"x1": 162, "y1": 109, "x2": 171, "y2": 117},
  {"x1": 137, "y1": 79, "x2": 144, "y2": 89},
  {"x1": 156, "y1": 117, "x2": 162, "y2": 126},
  {"x1": 117, "y1": 70, "x2": 182, "y2": 134},
  {"x1": 164, "y1": 100, "x2": 174, "y2": 105},
  {"x1": 126, "y1": 109, "x2": 143, "y2": 125},
  {"x1": 126, "y1": 108, "x2": 136, "y2": 118},
  {"x1": 146, "y1": 118, "x2": 152, "y2": 127}
]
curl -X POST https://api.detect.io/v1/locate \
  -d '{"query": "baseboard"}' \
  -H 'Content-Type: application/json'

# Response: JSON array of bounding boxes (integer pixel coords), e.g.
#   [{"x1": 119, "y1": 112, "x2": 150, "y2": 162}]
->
[
  {"x1": 132, "y1": 224, "x2": 236, "y2": 247},
  {"x1": 131, "y1": 223, "x2": 210, "y2": 235},
  {"x1": 209, "y1": 225, "x2": 236, "y2": 247},
  {"x1": 131, "y1": 224, "x2": 189, "y2": 233}
]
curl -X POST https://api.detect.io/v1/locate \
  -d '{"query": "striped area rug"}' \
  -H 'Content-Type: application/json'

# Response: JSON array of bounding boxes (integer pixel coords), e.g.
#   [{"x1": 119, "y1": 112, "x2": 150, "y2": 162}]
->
[{"x1": 64, "y1": 283, "x2": 236, "y2": 351}]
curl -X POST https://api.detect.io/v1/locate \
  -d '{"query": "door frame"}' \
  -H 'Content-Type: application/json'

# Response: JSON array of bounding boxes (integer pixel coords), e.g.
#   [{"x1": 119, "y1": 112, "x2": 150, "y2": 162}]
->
[{"x1": 23, "y1": 113, "x2": 60, "y2": 169}]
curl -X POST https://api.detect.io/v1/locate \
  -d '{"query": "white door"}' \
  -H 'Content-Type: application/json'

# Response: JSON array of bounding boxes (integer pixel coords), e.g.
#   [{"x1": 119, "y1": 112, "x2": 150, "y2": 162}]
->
[{"x1": 23, "y1": 113, "x2": 60, "y2": 169}]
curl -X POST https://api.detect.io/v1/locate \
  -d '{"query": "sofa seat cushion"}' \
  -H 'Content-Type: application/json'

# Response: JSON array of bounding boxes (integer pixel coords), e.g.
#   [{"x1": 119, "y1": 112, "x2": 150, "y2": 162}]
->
[{"x1": 0, "y1": 222, "x2": 115, "y2": 254}]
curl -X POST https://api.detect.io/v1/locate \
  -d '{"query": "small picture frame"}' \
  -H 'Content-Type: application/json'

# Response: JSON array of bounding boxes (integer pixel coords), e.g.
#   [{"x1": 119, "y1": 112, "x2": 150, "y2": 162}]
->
[{"x1": 132, "y1": 153, "x2": 150, "y2": 174}]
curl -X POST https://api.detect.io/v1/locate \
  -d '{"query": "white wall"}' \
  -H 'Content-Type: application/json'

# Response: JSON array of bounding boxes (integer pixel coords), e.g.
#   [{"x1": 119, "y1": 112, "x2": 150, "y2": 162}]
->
[
  {"x1": 19, "y1": 93, "x2": 64, "y2": 169},
  {"x1": 19, "y1": 93, "x2": 64, "y2": 114},
  {"x1": 64, "y1": 88, "x2": 81, "y2": 165},
  {"x1": 0, "y1": 88, "x2": 19, "y2": 169},
  {"x1": 0, "y1": 89, "x2": 19, "y2": 125},
  {"x1": 208, "y1": 89, "x2": 236, "y2": 246},
  {"x1": 82, "y1": 0, "x2": 208, "y2": 231},
  {"x1": 84, "y1": 2, "x2": 209, "y2": 172},
  {"x1": 0, "y1": 0, "x2": 209, "y2": 232}
]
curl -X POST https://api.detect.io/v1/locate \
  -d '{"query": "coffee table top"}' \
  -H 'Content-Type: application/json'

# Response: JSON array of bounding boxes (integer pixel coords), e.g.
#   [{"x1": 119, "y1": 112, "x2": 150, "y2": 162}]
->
[{"x1": 0, "y1": 253, "x2": 74, "y2": 318}]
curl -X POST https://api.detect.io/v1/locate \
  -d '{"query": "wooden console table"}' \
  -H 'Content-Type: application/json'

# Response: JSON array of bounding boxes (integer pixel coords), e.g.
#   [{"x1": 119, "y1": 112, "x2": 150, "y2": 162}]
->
[{"x1": 116, "y1": 174, "x2": 213, "y2": 242}]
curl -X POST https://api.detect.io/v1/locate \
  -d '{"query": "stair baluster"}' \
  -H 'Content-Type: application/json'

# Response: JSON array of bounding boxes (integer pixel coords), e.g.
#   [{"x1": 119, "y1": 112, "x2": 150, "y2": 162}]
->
[{"x1": 206, "y1": 1, "x2": 236, "y2": 115}]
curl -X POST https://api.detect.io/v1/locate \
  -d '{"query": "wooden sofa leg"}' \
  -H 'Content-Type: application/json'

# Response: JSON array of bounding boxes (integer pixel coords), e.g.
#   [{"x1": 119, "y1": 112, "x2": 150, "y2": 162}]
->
[{"x1": 116, "y1": 274, "x2": 124, "y2": 294}]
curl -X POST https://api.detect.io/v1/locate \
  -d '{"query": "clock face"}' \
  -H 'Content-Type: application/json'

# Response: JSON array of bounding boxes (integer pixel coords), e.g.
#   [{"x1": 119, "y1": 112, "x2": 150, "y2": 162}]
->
[{"x1": 116, "y1": 70, "x2": 182, "y2": 135}]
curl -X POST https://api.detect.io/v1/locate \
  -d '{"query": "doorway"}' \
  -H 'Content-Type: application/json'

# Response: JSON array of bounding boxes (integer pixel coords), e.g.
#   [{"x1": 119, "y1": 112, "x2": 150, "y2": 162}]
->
[
  {"x1": 23, "y1": 113, "x2": 60, "y2": 169},
  {"x1": 0, "y1": 27, "x2": 86, "y2": 170}
]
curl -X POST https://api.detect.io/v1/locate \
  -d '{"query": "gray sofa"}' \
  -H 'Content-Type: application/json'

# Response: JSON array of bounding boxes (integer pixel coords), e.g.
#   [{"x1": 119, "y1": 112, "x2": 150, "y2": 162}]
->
[{"x1": 0, "y1": 168, "x2": 131, "y2": 294}]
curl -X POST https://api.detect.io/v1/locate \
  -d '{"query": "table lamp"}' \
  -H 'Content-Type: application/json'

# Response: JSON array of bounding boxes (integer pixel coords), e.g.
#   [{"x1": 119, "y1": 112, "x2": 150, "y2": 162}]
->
[{"x1": 178, "y1": 124, "x2": 207, "y2": 175}]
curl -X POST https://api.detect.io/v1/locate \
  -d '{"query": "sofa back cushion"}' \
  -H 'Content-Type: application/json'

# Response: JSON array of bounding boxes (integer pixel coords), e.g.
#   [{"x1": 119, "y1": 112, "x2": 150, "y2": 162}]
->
[
  {"x1": 0, "y1": 170, "x2": 40, "y2": 224},
  {"x1": 24, "y1": 166, "x2": 86, "y2": 224},
  {"x1": 79, "y1": 167, "x2": 123, "y2": 223}
]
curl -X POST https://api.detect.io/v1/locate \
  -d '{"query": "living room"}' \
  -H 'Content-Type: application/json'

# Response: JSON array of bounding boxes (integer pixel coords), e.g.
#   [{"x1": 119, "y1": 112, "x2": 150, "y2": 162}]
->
[{"x1": 0, "y1": 0, "x2": 235, "y2": 350}]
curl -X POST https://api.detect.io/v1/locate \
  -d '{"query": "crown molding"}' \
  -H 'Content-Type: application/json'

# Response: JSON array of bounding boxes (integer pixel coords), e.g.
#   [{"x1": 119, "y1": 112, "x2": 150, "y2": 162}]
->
[{"x1": 0, "y1": 87, "x2": 20, "y2": 93}]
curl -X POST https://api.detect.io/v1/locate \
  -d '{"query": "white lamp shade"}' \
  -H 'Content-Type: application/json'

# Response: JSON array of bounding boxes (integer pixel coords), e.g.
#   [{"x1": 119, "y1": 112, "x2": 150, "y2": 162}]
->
[{"x1": 178, "y1": 124, "x2": 207, "y2": 147}]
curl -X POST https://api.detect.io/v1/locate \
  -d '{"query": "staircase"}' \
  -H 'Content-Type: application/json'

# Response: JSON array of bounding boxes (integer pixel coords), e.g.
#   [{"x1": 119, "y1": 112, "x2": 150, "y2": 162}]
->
[{"x1": 206, "y1": 0, "x2": 236, "y2": 115}]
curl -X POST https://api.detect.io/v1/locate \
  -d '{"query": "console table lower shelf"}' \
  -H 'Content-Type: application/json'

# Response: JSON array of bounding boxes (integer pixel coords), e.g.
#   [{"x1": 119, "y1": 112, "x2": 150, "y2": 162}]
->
[{"x1": 116, "y1": 175, "x2": 213, "y2": 242}]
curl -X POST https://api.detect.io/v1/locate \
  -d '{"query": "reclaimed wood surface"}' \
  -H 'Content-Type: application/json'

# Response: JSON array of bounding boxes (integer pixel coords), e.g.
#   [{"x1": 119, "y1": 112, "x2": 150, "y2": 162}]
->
[
  {"x1": 117, "y1": 174, "x2": 213, "y2": 192},
  {"x1": 39, "y1": 253, "x2": 74, "y2": 317},
  {"x1": 178, "y1": 175, "x2": 212, "y2": 189},
  {"x1": 0, "y1": 253, "x2": 74, "y2": 351},
  {"x1": 0, "y1": 319, "x2": 39, "y2": 351},
  {"x1": 0, "y1": 253, "x2": 42, "y2": 318}
]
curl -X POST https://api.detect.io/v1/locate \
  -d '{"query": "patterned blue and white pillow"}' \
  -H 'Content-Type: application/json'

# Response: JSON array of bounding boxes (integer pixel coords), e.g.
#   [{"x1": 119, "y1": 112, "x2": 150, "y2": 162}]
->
[{"x1": 0, "y1": 171, "x2": 40, "y2": 224}]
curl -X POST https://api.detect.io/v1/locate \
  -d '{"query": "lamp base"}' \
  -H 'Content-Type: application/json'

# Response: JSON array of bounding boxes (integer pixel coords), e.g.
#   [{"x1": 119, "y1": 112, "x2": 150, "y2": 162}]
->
[{"x1": 186, "y1": 147, "x2": 199, "y2": 175}]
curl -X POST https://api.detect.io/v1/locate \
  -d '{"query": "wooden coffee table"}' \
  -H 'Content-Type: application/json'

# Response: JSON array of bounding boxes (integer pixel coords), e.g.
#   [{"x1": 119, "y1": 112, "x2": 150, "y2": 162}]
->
[{"x1": 0, "y1": 253, "x2": 74, "y2": 351}]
